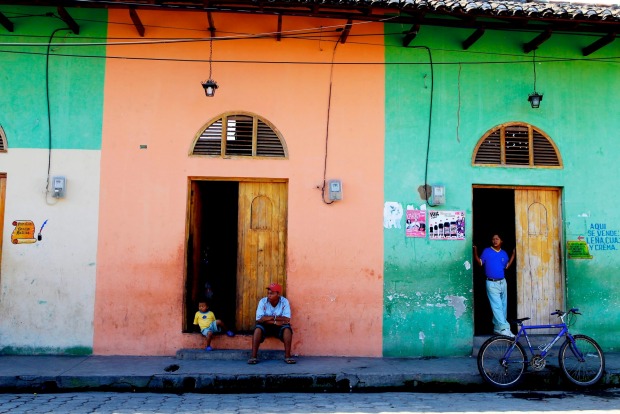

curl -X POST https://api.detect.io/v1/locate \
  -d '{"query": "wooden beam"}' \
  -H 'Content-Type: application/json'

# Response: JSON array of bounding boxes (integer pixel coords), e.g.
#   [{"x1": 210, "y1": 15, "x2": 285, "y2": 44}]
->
[
  {"x1": 56, "y1": 7, "x2": 79, "y2": 35},
  {"x1": 582, "y1": 32, "x2": 616, "y2": 56},
  {"x1": 462, "y1": 27, "x2": 485, "y2": 50},
  {"x1": 402, "y1": 24, "x2": 420, "y2": 47},
  {"x1": 129, "y1": 7, "x2": 145, "y2": 37},
  {"x1": 207, "y1": 11, "x2": 216, "y2": 37},
  {"x1": 277, "y1": 14, "x2": 282, "y2": 41},
  {"x1": 523, "y1": 29, "x2": 552, "y2": 53},
  {"x1": 339, "y1": 19, "x2": 352, "y2": 44},
  {"x1": 0, "y1": 11, "x2": 14, "y2": 32}
]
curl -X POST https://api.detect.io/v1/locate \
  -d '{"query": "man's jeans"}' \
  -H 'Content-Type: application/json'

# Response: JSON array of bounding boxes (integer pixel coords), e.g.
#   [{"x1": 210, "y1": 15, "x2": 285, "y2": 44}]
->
[{"x1": 486, "y1": 278, "x2": 509, "y2": 332}]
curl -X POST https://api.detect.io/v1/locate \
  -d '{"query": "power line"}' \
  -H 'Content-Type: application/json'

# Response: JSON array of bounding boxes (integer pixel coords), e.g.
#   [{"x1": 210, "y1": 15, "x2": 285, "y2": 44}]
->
[{"x1": 1, "y1": 47, "x2": 619, "y2": 65}]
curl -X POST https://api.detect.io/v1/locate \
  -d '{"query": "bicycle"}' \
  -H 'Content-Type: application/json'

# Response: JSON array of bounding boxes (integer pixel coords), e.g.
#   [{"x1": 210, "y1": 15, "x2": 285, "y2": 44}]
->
[{"x1": 477, "y1": 308, "x2": 605, "y2": 388}]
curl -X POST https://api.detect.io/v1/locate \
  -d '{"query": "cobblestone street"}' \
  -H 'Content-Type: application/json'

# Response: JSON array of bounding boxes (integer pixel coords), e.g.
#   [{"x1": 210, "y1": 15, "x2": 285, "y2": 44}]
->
[{"x1": 1, "y1": 389, "x2": 619, "y2": 414}]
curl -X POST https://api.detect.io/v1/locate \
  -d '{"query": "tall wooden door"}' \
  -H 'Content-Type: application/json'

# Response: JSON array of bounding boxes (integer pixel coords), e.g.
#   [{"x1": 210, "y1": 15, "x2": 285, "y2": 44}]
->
[
  {"x1": 515, "y1": 188, "x2": 563, "y2": 326},
  {"x1": 183, "y1": 181, "x2": 205, "y2": 330},
  {"x1": 0, "y1": 174, "x2": 5, "y2": 276},
  {"x1": 236, "y1": 181, "x2": 287, "y2": 331}
]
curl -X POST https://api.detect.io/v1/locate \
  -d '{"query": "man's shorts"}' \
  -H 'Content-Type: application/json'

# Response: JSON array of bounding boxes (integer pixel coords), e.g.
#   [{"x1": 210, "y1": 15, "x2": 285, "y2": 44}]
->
[
  {"x1": 201, "y1": 321, "x2": 221, "y2": 336},
  {"x1": 255, "y1": 323, "x2": 293, "y2": 342}
]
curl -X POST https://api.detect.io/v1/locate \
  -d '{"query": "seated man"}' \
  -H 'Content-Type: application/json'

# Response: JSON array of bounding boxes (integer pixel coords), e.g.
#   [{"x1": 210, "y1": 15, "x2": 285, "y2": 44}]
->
[{"x1": 247, "y1": 282, "x2": 295, "y2": 364}]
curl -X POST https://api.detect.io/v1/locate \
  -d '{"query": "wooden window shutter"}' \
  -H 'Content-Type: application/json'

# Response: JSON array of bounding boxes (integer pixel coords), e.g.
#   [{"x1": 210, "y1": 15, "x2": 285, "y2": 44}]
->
[
  {"x1": 473, "y1": 122, "x2": 561, "y2": 168},
  {"x1": 0, "y1": 126, "x2": 7, "y2": 152},
  {"x1": 191, "y1": 112, "x2": 287, "y2": 159}
]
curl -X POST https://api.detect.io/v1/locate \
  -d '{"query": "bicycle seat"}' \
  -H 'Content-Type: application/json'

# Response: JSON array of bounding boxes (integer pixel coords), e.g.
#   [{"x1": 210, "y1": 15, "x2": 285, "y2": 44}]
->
[{"x1": 510, "y1": 317, "x2": 530, "y2": 324}]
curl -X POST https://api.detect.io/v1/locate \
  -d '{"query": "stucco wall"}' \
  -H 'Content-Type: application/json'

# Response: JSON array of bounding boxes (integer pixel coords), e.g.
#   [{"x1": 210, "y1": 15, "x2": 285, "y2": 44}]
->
[
  {"x1": 0, "y1": 7, "x2": 106, "y2": 353},
  {"x1": 94, "y1": 11, "x2": 385, "y2": 356},
  {"x1": 383, "y1": 24, "x2": 620, "y2": 356}
]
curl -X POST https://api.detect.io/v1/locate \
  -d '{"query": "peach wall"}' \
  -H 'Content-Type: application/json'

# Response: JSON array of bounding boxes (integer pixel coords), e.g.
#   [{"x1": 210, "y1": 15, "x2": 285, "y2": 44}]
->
[{"x1": 95, "y1": 10, "x2": 384, "y2": 356}]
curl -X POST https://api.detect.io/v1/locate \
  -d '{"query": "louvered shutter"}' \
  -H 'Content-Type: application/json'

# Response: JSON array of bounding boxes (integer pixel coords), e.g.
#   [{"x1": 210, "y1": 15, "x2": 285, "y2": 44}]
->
[
  {"x1": 474, "y1": 130, "x2": 501, "y2": 164},
  {"x1": 0, "y1": 127, "x2": 6, "y2": 152},
  {"x1": 504, "y1": 125, "x2": 530, "y2": 166},
  {"x1": 474, "y1": 123, "x2": 561, "y2": 168},
  {"x1": 191, "y1": 112, "x2": 287, "y2": 158}
]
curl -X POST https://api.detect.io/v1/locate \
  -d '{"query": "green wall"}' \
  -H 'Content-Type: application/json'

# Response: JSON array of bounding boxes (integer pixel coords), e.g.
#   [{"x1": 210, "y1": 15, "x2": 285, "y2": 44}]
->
[
  {"x1": 0, "y1": 6, "x2": 107, "y2": 150},
  {"x1": 383, "y1": 23, "x2": 620, "y2": 356}
]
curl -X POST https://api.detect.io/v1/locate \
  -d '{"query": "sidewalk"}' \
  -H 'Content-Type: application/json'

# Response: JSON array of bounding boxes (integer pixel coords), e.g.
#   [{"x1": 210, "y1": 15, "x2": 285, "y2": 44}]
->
[{"x1": 1, "y1": 349, "x2": 618, "y2": 393}]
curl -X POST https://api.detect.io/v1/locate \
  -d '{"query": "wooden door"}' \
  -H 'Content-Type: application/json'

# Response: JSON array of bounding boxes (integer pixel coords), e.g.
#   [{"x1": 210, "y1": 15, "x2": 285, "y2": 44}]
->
[
  {"x1": 185, "y1": 181, "x2": 204, "y2": 330},
  {"x1": 236, "y1": 181, "x2": 287, "y2": 330},
  {"x1": 0, "y1": 174, "x2": 5, "y2": 275},
  {"x1": 515, "y1": 188, "x2": 563, "y2": 327}
]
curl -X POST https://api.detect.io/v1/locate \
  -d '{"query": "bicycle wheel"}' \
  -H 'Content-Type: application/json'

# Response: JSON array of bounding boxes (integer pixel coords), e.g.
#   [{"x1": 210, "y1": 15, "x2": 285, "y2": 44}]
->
[
  {"x1": 477, "y1": 336, "x2": 527, "y2": 388},
  {"x1": 559, "y1": 334, "x2": 605, "y2": 387}
]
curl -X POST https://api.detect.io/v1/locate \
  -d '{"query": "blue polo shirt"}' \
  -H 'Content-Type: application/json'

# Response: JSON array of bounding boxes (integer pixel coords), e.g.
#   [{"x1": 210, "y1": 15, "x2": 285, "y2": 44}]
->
[{"x1": 480, "y1": 247, "x2": 509, "y2": 279}]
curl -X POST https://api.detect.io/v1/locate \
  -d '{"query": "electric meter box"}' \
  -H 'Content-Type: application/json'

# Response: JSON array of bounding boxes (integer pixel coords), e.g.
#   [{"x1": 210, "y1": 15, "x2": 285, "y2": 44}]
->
[
  {"x1": 431, "y1": 185, "x2": 445, "y2": 205},
  {"x1": 328, "y1": 180, "x2": 342, "y2": 201}
]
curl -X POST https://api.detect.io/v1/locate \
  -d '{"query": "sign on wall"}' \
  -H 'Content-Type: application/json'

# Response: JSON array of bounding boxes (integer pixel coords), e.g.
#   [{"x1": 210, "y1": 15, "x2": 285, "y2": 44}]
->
[
  {"x1": 405, "y1": 208, "x2": 426, "y2": 238},
  {"x1": 11, "y1": 219, "x2": 47, "y2": 244},
  {"x1": 428, "y1": 210, "x2": 465, "y2": 240}
]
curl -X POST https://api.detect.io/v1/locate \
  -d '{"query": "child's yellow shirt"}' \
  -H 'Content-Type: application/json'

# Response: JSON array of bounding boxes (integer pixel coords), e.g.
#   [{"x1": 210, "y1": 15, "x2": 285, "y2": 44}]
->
[{"x1": 193, "y1": 310, "x2": 216, "y2": 330}]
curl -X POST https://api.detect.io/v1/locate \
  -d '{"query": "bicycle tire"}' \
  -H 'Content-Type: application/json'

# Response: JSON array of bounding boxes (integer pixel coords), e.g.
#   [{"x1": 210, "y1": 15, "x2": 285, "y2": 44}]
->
[
  {"x1": 477, "y1": 336, "x2": 527, "y2": 388},
  {"x1": 559, "y1": 334, "x2": 605, "y2": 387}
]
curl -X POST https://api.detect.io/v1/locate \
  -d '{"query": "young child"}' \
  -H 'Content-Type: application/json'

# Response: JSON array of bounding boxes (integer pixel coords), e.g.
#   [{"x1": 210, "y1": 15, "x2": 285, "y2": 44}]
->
[{"x1": 193, "y1": 300, "x2": 235, "y2": 351}]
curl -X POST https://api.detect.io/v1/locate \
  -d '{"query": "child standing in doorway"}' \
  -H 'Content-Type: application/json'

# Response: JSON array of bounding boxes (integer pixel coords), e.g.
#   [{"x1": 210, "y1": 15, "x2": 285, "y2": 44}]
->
[{"x1": 193, "y1": 300, "x2": 235, "y2": 351}]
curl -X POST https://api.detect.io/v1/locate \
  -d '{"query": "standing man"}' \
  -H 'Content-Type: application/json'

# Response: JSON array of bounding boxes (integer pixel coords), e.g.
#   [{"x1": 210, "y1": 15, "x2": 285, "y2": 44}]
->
[
  {"x1": 473, "y1": 234, "x2": 516, "y2": 338},
  {"x1": 247, "y1": 282, "x2": 295, "y2": 364}
]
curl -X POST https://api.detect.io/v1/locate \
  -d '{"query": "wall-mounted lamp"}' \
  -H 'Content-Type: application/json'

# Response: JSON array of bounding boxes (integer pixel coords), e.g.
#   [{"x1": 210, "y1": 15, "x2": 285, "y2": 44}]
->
[
  {"x1": 201, "y1": 79, "x2": 218, "y2": 97},
  {"x1": 528, "y1": 51, "x2": 543, "y2": 109},
  {"x1": 201, "y1": 35, "x2": 218, "y2": 97},
  {"x1": 528, "y1": 92, "x2": 543, "y2": 109}
]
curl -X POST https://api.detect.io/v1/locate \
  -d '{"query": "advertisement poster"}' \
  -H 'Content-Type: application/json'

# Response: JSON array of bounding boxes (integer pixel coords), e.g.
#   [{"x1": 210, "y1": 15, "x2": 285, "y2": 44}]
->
[
  {"x1": 428, "y1": 211, "x2": 465, "y2": 240},
  {"x1": 405, "y1": 209, "x2": 426, "y2": 238}
]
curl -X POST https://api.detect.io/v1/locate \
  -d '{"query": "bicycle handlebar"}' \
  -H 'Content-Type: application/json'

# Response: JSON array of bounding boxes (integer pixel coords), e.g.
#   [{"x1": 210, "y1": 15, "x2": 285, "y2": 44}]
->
[{"x1": 550, "y1": 308, "x2": 581, "y2": 317}]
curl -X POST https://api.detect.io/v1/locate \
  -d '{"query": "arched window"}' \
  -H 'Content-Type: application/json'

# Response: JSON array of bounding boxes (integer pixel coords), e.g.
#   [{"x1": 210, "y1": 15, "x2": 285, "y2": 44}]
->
[
  {"x1": 191, "y1": 112, "x2": 287, "y2": 158},
  {"x1": 472, "y1": 122, "x2": 561, "y2": 168},
  {"x1": 0, "y1": 126, "x2": 7, "y2": 152}
]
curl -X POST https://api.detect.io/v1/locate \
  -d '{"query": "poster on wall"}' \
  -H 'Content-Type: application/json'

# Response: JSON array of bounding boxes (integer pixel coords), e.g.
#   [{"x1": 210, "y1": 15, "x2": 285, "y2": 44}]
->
[
  {"x1": 405, "y1": 209, "x2": 426, "y2": 238},
  {"x1": 428, "y1": 210, "x2": 465, "y2": 240}
]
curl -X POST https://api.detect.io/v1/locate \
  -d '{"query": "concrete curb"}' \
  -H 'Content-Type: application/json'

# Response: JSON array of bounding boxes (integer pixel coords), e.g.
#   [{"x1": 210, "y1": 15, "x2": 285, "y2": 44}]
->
[{"x1": 0, "y1": 353, "x2": 618, "y2": 393}]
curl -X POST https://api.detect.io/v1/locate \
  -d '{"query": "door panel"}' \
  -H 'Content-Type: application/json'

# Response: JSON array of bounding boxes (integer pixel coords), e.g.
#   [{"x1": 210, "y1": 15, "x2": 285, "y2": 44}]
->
[
  {"x1": 185, "y1": 181, "x2": 204, "y2": 330},
  {"x1": 515, "y1": 188, "x2": 563, "y2": 328},
  {"x1": 0, "y1": 174, "x2": 5, "y2": 277},
  {"x1": 237, "y1": 182, "x2": 287, "y2": 330}
]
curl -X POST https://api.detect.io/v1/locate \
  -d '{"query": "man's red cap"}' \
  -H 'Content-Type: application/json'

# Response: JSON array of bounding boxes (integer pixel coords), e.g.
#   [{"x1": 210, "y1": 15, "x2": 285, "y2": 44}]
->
[{"x1": 267, "y1": 282, "x2": 282, "y2": 293}]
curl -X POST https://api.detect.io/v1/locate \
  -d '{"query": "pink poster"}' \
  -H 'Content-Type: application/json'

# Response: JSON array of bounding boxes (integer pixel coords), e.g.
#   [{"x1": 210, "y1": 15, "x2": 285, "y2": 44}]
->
[{"x1": 405, "y1": 209, "x2": 426, "y2": 238}]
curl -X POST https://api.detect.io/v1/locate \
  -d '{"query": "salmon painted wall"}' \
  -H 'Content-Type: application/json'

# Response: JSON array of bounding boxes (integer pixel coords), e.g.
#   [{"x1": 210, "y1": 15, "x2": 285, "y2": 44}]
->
[
  {"x1": 94, "y1": 11, "x2": 384, "y2": 355},
  {"x1": 0, "y1": 7, "x2": 106, "y2": 354}
]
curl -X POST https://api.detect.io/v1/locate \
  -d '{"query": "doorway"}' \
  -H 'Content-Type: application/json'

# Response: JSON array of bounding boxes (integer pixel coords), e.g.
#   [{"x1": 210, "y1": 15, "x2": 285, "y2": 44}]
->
[
  {"x1": 185, "y1": 180, "x2": 239, "y2": 331},
  {"x1": 472, "y1": 187, "x2": 517, "y2": 335},
  {"x1": 184, "y1": 179, "x2": 288, "y2": 333},
  {"x1": 473, "y1": 186, "x2": 564, "y2": 335},
  {"x1": 0, "y1": 174, "x2": 5, "y2": 282}
]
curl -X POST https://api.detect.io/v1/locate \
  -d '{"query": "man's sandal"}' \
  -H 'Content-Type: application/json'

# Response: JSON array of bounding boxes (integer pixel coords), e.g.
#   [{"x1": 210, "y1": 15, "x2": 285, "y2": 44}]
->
[
  {"x1": 247, "y1": 358, "x2": 258, "y2": 365},
  {"x1": 284, "y1": 358, "x2": 296, "y2": 364}
]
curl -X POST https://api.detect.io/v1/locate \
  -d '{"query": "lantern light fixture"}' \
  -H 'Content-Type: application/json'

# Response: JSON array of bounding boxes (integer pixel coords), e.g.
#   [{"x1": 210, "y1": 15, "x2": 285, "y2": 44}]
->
[
  {"x1": 201, "y1": 34, "x2": 218, "y2": 97},
  {"x1": 528, "y1": 50, "x2": 543, "y2": 108}
]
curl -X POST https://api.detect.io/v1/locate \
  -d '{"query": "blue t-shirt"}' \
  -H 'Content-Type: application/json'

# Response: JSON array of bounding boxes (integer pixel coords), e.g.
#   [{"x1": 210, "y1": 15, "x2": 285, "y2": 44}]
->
[{"x1": 480, "y1": 247, "x2": 509, "y2": 279}]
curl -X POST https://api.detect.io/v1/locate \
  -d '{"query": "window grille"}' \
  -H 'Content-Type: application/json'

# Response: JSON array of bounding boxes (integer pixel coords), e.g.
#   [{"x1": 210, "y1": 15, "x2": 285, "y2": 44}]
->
[
  {"x1": 191, "y1": 112, "x2": 287, "y2": 158},
  {"x1": 473, "y1": 122, "x2": 561, "y2": 168},
  {"x1": 0, "y1": 126, "x2": 7, "y2": 152}
]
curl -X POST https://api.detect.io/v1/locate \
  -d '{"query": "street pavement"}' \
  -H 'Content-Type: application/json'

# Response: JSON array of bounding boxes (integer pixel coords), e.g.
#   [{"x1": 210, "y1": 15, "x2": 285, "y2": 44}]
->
[
  {"x1": 1, "y1": 349, "x2": 619, "y2": 393},
  {"x1": 2, "y1": 390, "x2": 620, "y2": 413}
]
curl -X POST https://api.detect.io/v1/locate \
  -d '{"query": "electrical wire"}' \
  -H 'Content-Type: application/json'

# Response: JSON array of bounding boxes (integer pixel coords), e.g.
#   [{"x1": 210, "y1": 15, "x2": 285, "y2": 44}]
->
[
  {"x1": 320, "y1": 39, "x2": 339, "y2": 205},
  {"x1": 406, "y1": 46, "x2": 437, "y2": 208},
  {"x1": 0, "y1": 15, "x2": 398, "y2": 47},
  {"x1": 45, "y1": 26, "x2": 72, "y2": 203}
]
